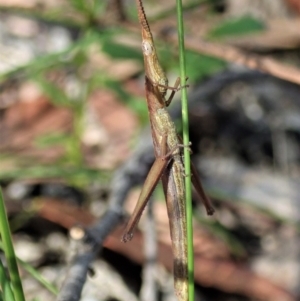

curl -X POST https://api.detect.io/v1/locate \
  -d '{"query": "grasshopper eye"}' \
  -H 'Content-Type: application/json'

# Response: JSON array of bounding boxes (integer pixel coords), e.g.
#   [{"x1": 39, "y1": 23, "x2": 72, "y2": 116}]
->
[{"x1": 142, "y1": 41, "x2": 153, "y2": 55}]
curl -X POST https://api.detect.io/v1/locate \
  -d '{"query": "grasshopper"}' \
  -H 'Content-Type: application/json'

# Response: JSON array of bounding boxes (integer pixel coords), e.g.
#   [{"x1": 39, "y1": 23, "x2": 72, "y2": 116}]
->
[{"x1": 122, "y1": 1, "x2": 214, "y2": 300}]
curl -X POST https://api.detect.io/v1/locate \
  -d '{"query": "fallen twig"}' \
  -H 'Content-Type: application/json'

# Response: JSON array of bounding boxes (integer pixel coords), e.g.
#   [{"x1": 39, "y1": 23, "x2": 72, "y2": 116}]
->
[{"x1": 166, "y1": 33, "x2": 300, "y2": 85}]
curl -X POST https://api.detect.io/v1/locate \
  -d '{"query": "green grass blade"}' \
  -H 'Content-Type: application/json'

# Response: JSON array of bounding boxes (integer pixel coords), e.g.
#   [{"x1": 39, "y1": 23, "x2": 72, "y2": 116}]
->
[
  {"x1": 0, "y1": 188, "x2": 25, "y2": 301},
  {"x1": 0, "y1": 165, "x2": 110, "y2": 184},
  {"x1": 175, "y1": 0, "x2": 195, "y2": 300},
  {"x1": 0, "y1": 241, "x2": 58, "y2": 295},
  {"x1": 0, "y1": 259, "x2": 15, "y2": 301},
  {"x1": 17, "y1": 259, "x2": 58, "y2": 296}
]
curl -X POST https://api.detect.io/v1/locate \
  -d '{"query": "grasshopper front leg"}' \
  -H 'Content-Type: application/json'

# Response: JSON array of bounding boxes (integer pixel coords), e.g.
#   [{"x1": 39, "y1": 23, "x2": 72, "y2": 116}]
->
[
  {"x1": 176, "y1": 135, "x2": 215, "y2": 215},
  {"x1": 190, "y1": 161, "x2": 215, "y2": 215},
  {"x1": 122, "y1": 134, "x2": 169, "y2": 243}
]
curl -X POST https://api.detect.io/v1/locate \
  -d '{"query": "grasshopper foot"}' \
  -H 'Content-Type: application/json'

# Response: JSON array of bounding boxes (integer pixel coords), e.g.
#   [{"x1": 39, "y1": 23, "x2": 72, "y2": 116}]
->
[
  {"x1": 206, "y1": 206, "x2": 215, "y2": 216},
  {"x1": 121, "y1": 232, "x2": 133, "y2": 243}
]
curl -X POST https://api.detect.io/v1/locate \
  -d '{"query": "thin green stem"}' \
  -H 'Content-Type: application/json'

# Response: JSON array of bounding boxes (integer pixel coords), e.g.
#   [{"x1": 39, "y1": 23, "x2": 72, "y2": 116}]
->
[
  {"x1": 175, "y1": 1, "x2": 195, "y2": 300},
  {"x1": 0, "y1": 188, "x2": 25, "y2": 301}
]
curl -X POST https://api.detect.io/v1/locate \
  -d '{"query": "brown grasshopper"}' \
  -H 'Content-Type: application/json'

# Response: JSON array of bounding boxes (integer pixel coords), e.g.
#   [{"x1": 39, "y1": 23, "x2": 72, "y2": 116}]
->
[{"x1": 122, "y1": 0, "x2": 214, "y2": 300}]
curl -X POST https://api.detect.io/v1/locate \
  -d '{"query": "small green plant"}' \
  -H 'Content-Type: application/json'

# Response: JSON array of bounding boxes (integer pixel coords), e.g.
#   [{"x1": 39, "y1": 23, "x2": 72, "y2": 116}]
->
[
  {"x1": 208, "y1": 15, "x2": 265, "y2": 39},
  {"x1": 0, "y1": 188, "x2": 59, "y2": 300},
  {"x1": 0, "y1": 188, "x2": 25, "y2": 301}
]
